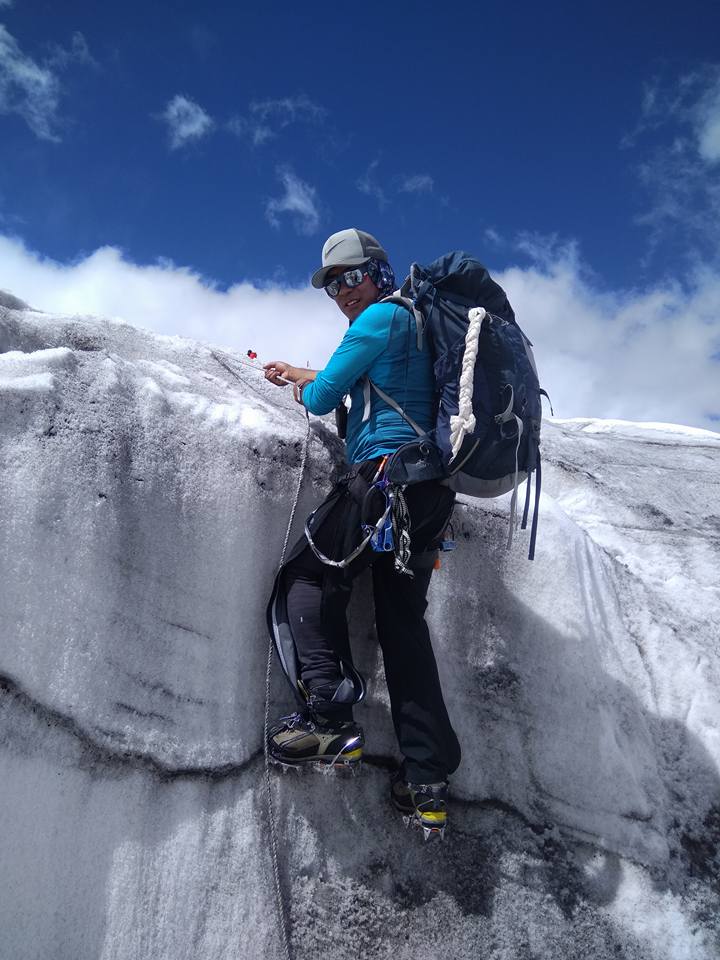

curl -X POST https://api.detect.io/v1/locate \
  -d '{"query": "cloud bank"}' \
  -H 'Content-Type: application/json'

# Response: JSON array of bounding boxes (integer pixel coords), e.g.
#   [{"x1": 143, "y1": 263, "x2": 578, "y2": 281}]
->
[
  {"x1": 497, "y1": 241, "x2": 720, "y2": 429},
  {"x1": 1, "y1": 233, "x2": 718, "y2": 430}
]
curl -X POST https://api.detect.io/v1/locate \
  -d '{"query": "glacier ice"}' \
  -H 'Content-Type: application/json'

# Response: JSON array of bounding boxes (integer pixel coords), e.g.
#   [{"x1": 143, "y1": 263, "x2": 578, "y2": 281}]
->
[{"x1": 1, "y1": 302, "x2": 719, "y2": 960}]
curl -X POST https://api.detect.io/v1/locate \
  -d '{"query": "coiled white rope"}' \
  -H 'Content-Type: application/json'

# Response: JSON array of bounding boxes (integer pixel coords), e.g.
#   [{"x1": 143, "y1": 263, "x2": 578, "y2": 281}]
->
[{"x1": 449, "y1": 307, "x2": 486, "y2": 460}]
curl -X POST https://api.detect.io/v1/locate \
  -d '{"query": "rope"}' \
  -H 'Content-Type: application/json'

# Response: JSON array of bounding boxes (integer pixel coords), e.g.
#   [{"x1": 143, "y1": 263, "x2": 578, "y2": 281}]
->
[
  {"x1": 449, "y1": 307, "x2": 485, "y2": 460},
  {"x1": 210, "y1": 343, "x2": 307, "y2": 960},
  {"x1": 263, "y1": 408, "x2": 311, "y2": 960},
  {"x1": 210, "y1": 348, "x2": 298, "y2": 407}
]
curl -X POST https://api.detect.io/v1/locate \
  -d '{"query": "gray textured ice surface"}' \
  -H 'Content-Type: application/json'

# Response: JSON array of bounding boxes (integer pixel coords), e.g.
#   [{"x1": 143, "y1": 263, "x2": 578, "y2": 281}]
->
[{"x1": 1, "y1": 304, "x2": 719, "y2": 960}]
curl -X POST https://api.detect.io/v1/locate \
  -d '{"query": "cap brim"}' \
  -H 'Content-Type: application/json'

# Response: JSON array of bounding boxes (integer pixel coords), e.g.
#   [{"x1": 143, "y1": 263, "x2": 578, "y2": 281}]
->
[{"x1": 311, "y1": 256, "x2": 372, "y2": 289}]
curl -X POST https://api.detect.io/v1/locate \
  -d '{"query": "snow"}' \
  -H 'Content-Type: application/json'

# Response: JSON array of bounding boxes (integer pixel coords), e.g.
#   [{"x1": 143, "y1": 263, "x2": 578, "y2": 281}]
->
[
  {"x1": 552, "y1": 416, "x2": 720, "y2": 442},
  {"x1": 1, "y1": 302, "x2": 719, "y2": 960}
]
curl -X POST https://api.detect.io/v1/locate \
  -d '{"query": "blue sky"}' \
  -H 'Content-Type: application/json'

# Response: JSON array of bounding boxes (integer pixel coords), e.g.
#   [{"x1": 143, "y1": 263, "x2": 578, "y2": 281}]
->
[{"x1": 1, "y1": 0, "x2": 719, "y2": 429}]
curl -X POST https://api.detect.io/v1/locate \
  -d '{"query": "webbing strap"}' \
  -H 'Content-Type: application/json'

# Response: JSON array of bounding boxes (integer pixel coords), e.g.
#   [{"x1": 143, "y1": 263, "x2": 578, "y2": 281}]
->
[
  {"x1": 494, "y1": 385, "x2": 515, "y2": 424},
  {"x1": 448, "y1": 437, "x2": 480, "y2": 476},
  {"x1": 505, "y1": 414, "x2": 524, "y2": 550},
  {"x1": 528, "y1": 453, "x2": 541, "y2": 561},
  {"x1": 539, "y1": 388, "x2": 554, "y2": 417},
  {"x1": 521, "y1": 463, "x2": 532, "y2": 530},
  {"x1": 521, "y1": 435, "x2": 536, "y2": 531},
  {"x1": 363, "y1": 379, "x2": 371, "y2": 422},
  {"x1": 363, "y1": 379, "x2": 426, "y2": 437},
  {"x1": 381, "y1": 291, "x2": 425, "y2": 350}
]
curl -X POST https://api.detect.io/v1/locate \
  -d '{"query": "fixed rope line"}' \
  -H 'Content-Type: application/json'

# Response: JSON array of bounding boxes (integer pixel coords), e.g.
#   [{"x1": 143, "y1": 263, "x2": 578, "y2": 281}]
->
[
  {"x1": 211, "y1": 348, "x2": 296, "y2": 390},
  {"x1": 263, "y1": 408, "x2": 310, "y2": 960},
  {"x1": 209, "y1": 345, "x2": 308, "y2": 959}
]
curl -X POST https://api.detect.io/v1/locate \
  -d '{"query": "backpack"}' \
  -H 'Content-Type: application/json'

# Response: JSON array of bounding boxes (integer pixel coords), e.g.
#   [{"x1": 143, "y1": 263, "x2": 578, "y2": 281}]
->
[{"x1": 368, "y1": 251, "x2": 549, "y2": 560}]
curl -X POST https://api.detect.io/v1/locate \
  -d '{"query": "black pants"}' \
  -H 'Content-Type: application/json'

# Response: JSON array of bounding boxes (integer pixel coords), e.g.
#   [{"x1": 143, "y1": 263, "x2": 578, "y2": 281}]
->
[{"x1": 281, "y1": 464, "x2": 461, "y2": 783}]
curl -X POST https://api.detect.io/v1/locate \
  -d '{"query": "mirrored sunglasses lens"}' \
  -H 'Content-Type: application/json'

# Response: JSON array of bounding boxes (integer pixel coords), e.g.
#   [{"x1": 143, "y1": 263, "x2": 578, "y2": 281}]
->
[{"x1": 325, "y1": 268, "x2": 365, "y2": 297}]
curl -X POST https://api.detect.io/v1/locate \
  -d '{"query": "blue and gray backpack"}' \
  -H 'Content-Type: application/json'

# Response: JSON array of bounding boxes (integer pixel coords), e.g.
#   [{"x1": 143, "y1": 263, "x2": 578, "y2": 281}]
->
[{"x1": 369, "y1": 250, "x2": 549, "y2": 560}]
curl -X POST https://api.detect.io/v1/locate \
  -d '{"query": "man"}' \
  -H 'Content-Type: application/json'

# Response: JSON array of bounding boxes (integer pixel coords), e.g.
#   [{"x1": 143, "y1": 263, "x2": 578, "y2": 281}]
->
[{"x1": 264, "y1": 228, "x2": 460, "y2": 837}]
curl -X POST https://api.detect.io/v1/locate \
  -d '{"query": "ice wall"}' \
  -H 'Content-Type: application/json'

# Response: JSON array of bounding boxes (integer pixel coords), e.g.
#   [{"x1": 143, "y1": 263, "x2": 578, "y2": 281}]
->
[{"x1": 1, "y1": 302, "x2": 718, "y2": 960}]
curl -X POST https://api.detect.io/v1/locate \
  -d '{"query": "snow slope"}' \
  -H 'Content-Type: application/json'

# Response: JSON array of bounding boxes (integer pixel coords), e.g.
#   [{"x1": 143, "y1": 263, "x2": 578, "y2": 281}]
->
[{"x1": 1, "y1": 298, "x2": 718, "y2": 960}]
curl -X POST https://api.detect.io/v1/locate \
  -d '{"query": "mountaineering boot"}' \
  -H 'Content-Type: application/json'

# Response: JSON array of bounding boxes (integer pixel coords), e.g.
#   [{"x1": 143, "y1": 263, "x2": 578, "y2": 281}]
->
[
  {"x1": 390, "y1": 771, "x2": 448, "y2": 840},
  {"x1": 268, "y1": 712, "x2": 364, "y2": 771}
]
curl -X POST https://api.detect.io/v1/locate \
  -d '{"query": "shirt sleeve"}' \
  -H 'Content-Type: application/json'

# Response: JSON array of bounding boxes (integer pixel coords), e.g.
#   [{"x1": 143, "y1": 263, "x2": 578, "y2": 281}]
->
[{"x1": 301, "y1": 303, "x2": 396, "y2": 415}]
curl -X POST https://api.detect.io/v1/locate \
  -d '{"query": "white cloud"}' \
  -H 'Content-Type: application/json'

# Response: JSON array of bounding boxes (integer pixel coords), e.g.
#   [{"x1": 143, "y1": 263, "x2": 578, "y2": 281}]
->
[
  {"x1": 497, "y1": 242, "x2": 720, "y2": 430},
  {"x1": 697, "y1": 89, "x2": 720, "y2": 163},
  {"x1": 360, "y1": 167, "x2": 440, "y2": 205},
  {"x1": 629, "y1": 67, "x2": 720, "y2": 261},
  {"x1": 1, "y1": 233, "x2": 718, "y2": 431},
  {"x1": 0, "y1": 24, "x2": 61, "y2": 141},
  {"x1": 356, "y1": 159, "x2": 388, "y2": 210},
  {"x1": 645, "y1": 65, "x2": 720, "y2": 165},
  {"x1": 251, "y1": 125, "x2": 274, "y2": 146},
  {"x1": 161, "y1": 94, "x2": 214, "y2": 150},
  {"x1": 265, "y1": 167, "x2": 320, "y2": 235},
  {"x1": 0, "y1": 0, "x2": 14, "y2": 8},
  {"x1": 398, "y1": 174, "x2": 434, "y2": 194},
  {"x1": 46, "y1": 31, "x2": 97, "y2": 70},
  {"x1": 0, "y1": 234, "x2": 343, "y2": 369},
  {"x1": 0, "y1": 25, "x2": 95, "y2": 141},
  {"x1": 228, "y1": 94, "x2": 325, "y2": 148},
  {"x1": 250, "y1": 94, "x2": 325, "y2": 126},
  {"x1": 226, "y1": 114, "x2": 275, "y2": 145}
]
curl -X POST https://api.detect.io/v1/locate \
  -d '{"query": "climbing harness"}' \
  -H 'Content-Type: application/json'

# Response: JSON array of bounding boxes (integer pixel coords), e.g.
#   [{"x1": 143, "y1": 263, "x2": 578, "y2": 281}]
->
[
  {"x1": 303, "y1": 491, "x2": 393, "y2": 569},
  {"x1": 302, "y1": 456, "x2": 415, "y2": 577}
]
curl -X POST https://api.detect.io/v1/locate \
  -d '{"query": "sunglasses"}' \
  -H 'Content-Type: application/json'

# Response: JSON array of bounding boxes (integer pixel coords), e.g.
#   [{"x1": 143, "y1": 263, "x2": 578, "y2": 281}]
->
[{"x1": 324, "y1": 267, "x2": 368, "y2": 298}]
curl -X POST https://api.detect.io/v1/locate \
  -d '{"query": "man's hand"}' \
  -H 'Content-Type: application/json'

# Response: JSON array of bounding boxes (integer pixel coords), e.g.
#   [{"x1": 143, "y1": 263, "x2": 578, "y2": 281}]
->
[
  {"x1": 263, "y1": 360, "x2": 297, "y2": 386},
  {"x1": 264, "y1": 361, "x2": 318, "y2": 387}
]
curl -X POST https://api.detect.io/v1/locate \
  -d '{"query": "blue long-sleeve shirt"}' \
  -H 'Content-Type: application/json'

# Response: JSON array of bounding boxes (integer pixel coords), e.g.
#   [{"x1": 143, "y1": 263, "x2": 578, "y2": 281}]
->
[{"x1": 302, "y1": 301, "x2": 436, "y2": 463}]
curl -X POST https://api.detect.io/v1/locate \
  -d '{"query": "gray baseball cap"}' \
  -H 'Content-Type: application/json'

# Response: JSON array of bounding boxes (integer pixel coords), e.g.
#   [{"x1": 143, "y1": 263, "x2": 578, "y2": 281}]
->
[{"x1": 311, "y1": 228, "x2": 388, "y2": 288}]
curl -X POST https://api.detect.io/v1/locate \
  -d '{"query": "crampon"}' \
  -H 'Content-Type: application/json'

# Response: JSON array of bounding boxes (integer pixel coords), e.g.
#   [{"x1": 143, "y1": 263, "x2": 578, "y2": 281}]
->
[
  {"x1": 391, "y1": 774, "x2": 448, "y2": 841},
  {"x1": 267, "y1": 712, "x2": 363, "y2": 775}
]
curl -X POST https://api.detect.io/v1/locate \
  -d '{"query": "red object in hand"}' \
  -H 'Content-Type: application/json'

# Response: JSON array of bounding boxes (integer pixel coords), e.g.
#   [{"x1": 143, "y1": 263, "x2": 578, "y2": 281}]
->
[{"x1": 247, "y1": 350, "x2": 258, "y2": 360}]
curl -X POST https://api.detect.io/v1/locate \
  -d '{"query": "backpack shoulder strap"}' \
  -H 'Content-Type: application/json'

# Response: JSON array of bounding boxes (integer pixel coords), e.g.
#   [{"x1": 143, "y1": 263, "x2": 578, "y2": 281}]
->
[
  {"x1": 363, "y1": 378, "x2": 426, "y2": 437},
  {"x1": 381, "y1": 290, "x2": 425, "y2": 351}
]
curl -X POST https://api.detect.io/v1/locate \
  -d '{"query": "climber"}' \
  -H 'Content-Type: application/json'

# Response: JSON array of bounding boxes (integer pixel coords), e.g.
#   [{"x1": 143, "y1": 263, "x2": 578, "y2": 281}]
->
[{"x1": 263, "y1": 228, "x2": 460, "y2": 839}]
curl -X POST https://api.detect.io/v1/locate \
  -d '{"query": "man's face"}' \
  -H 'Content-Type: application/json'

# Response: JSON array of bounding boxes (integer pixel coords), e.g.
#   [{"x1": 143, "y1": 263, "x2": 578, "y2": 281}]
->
[{"x1": 326, "y1": 265, "x2": 380, "y2": 323}]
